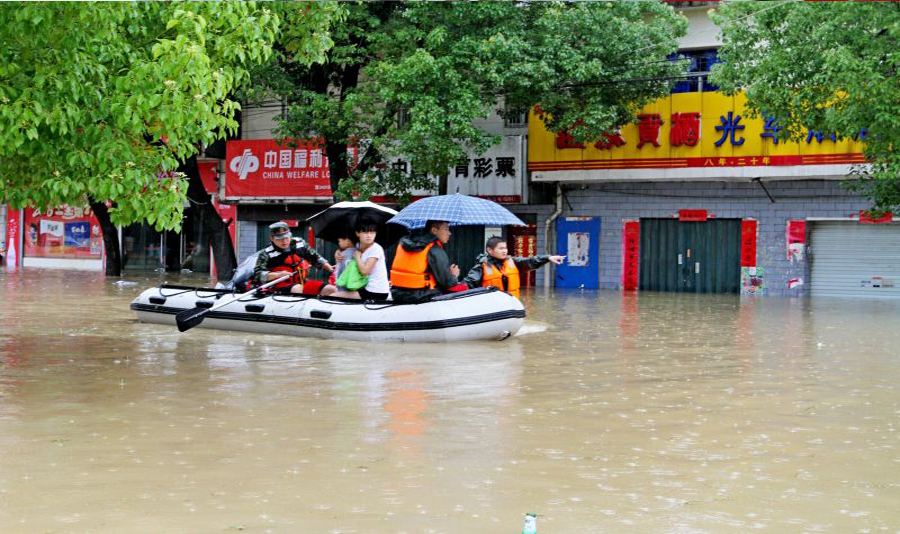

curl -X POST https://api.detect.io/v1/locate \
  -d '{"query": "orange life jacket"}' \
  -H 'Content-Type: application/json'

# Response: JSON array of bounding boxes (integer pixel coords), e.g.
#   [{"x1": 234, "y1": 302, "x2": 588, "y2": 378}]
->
[
  {"x1": 482, "y1": 257, "x2": 520, "y2": 299},
  {"x1": 390, "y1": 241, "x2": 438, "y2": 289},
  {"x1": 269, "y1": 254, "x2": 309, "y2": 290}
]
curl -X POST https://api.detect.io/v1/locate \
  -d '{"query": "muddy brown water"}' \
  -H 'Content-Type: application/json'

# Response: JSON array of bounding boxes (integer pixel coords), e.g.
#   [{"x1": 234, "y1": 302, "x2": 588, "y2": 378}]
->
[{"x1": 1, "y1": 270, "x2": 898, "y2": 533}]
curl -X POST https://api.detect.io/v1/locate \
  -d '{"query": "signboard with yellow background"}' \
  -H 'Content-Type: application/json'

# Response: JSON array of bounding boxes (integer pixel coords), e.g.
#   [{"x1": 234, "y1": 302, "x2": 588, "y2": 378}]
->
[{"x1": 528, "y1": 92, "x2": 866, "y2": 180}]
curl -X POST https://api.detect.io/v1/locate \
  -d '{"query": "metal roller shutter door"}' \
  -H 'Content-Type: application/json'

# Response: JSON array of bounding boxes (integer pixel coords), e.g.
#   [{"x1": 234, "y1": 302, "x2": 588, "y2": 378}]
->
[{"x1": 810, "y1": 222, "x2": 900, "y2": 299}]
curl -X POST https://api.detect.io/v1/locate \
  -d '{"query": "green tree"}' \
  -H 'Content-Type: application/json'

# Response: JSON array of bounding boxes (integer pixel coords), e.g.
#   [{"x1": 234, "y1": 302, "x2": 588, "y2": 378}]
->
[
  {"x1": 0, "y1": 1, "x2": 341, "y2": 275},
  {"x1": 711, "y1": 2, "x2": 900, "y2": 212},
  {"x1": 247, "y1": 1, "x2": 687, "y2": 204}
]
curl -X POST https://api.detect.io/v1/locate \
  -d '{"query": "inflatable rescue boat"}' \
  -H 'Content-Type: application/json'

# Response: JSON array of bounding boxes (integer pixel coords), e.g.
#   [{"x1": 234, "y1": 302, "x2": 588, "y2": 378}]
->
[{"x1": 130, "y1": 285, "x2": 525, "y2": 342}]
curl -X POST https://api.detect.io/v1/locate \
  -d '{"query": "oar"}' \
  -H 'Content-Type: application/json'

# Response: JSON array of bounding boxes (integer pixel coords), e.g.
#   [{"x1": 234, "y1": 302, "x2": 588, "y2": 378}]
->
[{"x1": 175, "y1": 273, "x2": 292, "y2": 332}]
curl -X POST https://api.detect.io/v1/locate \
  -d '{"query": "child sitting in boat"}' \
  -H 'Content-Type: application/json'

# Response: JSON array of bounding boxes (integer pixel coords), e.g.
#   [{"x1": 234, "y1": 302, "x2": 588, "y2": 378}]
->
[
  {"x1": 326, "y1": 219, "x2": 391, "y2": 302},
  {"x1": 320, "y1": 229, "x2": 357, "y2": 296},
  {"x1": 462, "y1": 236, "x2": 565, "y2": 299}
]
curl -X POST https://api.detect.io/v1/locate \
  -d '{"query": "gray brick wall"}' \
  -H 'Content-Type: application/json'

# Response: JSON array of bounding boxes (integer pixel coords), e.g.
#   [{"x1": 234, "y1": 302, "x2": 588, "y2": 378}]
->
[
  {"x1": 237, "y1": 220, "x2": 258, "y2": 264},
  {"x1": 535, "y1": 180, "x2": 870, "y2": 296}
]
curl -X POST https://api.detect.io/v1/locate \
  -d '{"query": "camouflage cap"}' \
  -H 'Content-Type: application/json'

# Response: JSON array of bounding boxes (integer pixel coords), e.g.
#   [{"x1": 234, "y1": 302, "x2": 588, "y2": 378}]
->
[{"x1": 269, "y1": 221, "x2": 291, "y2": 238}]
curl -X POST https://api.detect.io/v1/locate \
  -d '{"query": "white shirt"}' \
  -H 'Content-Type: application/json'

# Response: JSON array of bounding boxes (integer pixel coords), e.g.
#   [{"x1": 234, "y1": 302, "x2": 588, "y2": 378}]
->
[{"x1": 360, "y1": 243, "x2": 390, "y2": 296}]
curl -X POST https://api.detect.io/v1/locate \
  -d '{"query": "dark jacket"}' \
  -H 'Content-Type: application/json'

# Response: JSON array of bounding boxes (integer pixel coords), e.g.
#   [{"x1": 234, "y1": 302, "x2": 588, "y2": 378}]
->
[
  {"x1": 462, "y1": 252, "x2": 551, "y2": 289},
  {"x1": 253, "y1": 237, "x2": 327, "y2": 284},
  {"x1": 391, "y1": 232, "x2": 463, "y2": 303}
]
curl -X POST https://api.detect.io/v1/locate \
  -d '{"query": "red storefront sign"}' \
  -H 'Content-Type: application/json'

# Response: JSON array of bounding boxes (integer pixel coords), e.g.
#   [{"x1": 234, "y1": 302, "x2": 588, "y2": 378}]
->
[
  {"x1": 622, "y1": 221, "x2": 640, "y2": 290},
  {"x1": 740, "y1": 220, "x2": 757, "y2": 267},
  {"x1": 198, "y1": 160, "x2": 219, "y2": 194},
  {"x1": 860, "y1": 210, "x2": 893, "y2": 224},
  {"x1": 678, "y1": 209, "x2": 708, "y2": 222},
  {"x1": 224, "y1": 139, "x2": 333, "y2": 199}
]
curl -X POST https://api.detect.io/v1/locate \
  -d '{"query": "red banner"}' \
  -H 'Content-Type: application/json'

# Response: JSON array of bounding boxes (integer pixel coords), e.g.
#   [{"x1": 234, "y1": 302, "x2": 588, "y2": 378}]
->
[
  {"x1": 23, "y1": 206, "x2": 102, "y2": 259},
  {"x1": 622, "y1": 221, "x2": 640, "y2": 290},
  {"x1": 860, "y1": 210, "x2": 893, "y2": 224},
  {"x1": 786, "y1": 220, "x2": 807, "y2": 262},
  {"x1": 225, "y1": 139, "x2": 333, "y2": 199},
  {"x1": 741, "y1": 220, "x2": 757, "y2": 267},
  {"x1": 679, "y1": 209, "x2": 708, "y2": 222},
  {"x1": 509, "y1": 225, "x2": 537, "y2": 287}
]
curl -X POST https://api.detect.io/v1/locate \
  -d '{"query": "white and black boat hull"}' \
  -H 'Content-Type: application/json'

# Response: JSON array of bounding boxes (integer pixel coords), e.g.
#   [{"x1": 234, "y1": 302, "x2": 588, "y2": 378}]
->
[{"x1": 131, "y1": 285, "x2": 524, "y2": 342}]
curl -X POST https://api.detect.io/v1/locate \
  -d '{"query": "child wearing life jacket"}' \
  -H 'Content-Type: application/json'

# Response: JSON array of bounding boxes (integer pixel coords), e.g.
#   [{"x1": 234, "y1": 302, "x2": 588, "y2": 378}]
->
[{"x1": 462, "y1": 236, "x2": 565, "y2": 299}]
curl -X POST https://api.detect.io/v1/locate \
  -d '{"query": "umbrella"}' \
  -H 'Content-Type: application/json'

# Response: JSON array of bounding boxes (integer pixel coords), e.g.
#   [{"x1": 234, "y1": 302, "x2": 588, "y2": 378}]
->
[
  {"x1": 307, "y1": 201, "x2": 401, "y2": 244},
  {"x1": 387, "y1": 193, "x2": 526, "y2": 229}
]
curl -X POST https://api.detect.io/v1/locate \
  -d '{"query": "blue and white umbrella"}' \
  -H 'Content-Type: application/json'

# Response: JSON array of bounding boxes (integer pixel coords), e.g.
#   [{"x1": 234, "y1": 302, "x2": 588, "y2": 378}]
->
[{"x1": 387, "y1": 193, "x2": 526, "y2": 229}]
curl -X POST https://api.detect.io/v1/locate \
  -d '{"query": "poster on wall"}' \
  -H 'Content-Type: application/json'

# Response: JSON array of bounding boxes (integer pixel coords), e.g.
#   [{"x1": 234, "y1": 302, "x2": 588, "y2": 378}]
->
[
  {"x1": 786, "y1": 220, "x2": 806, "y2": 262},
  {"x1": 740, "y1": 266, "x2": 764, "y2": 295},
  {"x1": 23, "y1": 206, "x2": 102, "y2": 259},
  {"x1": 567, "y1": 232, "x2": 590, "y2": 266}
]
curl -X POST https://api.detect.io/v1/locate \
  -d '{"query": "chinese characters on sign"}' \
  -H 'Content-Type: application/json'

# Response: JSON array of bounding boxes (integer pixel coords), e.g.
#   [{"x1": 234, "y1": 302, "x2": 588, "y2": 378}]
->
[
  {"x1": 622, "y1": 221, "x2": 640, "y2": 291},
  {"x1": 446, "y1": 135, "x2": 523, "y2": 202},
  {"x1": 670, "y1": 113, "x2": 700, "y2": 147},
  {"x1": 714, "y1": 111, "x2": 745, "y2": 146},
  {"x1": 741, "y1": 220, "x2": 757, "y2": 267},
  {"x1": 637, "y1": 114, "x2": 664, "y2": 148},
  {"x1": 225, "y1": 139, "x2": 335, "y2": 199},
  {"x1": 553, "y1": 113, "x2": 873, "y2": 151},
  {"x1": 454, "y1": 157, "x2": 516, "y2": 179}
]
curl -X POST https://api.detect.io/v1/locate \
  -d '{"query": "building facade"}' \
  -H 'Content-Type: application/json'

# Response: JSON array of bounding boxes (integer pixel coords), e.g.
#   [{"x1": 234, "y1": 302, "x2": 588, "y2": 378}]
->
[{"x1": 528, "y1": 6, "x2": 898, "y2": 299}]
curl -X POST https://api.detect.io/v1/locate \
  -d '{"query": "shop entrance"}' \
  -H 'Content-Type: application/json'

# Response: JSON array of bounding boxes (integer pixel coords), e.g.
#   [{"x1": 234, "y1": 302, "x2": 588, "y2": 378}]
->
[{"x1": 639, "y1": 218, "x2": 741, "y2": 293}]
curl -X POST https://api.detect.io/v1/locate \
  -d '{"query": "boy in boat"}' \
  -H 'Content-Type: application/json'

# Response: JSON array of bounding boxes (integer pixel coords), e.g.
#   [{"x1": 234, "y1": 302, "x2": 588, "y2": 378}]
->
[
  {"x1": 462, "y1": 236, "x2": 565, "y2": 299},
  {"x1": 390, "y1": 220, "x2": 468, "y2": 303},
  {"x1": 253, "y1": 222, "x2": 334, "y2": 294}
]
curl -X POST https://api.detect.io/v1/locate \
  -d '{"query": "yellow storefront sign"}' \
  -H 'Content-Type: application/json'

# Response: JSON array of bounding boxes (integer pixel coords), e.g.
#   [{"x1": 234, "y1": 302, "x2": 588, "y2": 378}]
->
[{"x1": 528, "y1": 92, "x2": 866, "y2": 173}]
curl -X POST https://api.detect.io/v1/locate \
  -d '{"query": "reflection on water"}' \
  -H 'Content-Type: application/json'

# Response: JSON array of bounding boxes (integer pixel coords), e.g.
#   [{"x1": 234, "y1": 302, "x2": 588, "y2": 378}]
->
[{"x1": 1, "y1": 270, "x2": 899, "y2": 532}]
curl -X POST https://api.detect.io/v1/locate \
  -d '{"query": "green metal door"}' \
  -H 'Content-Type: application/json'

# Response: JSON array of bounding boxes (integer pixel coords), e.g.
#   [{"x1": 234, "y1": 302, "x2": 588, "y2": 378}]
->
[{"x1": 639, "y1": 218, "x2": 741, "y2": 293}]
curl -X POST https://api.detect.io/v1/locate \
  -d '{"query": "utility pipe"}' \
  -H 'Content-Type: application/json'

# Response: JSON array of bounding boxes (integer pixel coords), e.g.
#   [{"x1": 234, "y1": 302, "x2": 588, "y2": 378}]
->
[{"x1": 543, "y1": 183, "x2": 563, "y2": 289}]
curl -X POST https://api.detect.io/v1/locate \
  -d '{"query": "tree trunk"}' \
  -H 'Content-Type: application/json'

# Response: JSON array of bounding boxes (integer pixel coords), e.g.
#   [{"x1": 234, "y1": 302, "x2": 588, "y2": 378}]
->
[
  {"x1": 326, "y1": 139, "x2": 350, "y2": 202},
  {"x1": 88, "y1": 198, "x2": 122, "y2": 276},
  {"x1": 182, "y1": 157, "x2": 237, "y2": 280}
]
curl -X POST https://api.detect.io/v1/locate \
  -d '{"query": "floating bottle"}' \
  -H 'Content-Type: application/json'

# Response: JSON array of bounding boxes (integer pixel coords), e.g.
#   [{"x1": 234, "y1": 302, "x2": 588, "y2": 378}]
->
[{"x1": 522, "y1": 513, "x2": 537, "y2": 534}]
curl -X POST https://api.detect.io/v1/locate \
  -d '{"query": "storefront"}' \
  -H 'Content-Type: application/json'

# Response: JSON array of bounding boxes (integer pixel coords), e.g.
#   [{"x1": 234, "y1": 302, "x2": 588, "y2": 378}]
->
[
  {"x1": 808, "y1": 217, "x2": 900, "y2": 299},
  {"x1": 1, "y1": 159, "x2": 234, "y2": 274},
  {"x1": 14, "y1": 205, "x2": 105, "y2": 270},
  {"x1": 528, "y1": 92, "x2": 875, "y2": 296}
]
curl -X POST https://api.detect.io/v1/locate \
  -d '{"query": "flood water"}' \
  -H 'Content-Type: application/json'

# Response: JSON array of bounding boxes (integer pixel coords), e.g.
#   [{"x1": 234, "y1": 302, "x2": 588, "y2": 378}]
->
[{"x1": 1, "y1": 269, "x2": 899, "y2": 533}]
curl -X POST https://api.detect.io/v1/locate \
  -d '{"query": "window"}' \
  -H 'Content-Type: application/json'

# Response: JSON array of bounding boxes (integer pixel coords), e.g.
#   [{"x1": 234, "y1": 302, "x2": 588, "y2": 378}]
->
[
  {"x1": 504, "y1": 108, "x2": 528, "y2": 128},
  {"x1": 670, "y1": 48, "x2": 721, "y2": 94}
]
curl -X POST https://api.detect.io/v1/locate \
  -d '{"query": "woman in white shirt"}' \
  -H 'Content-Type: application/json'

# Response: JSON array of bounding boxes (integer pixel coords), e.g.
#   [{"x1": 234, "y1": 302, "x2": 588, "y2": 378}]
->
[{"x1": 332, "y1": 220, "x2": 391, "y2": 301}]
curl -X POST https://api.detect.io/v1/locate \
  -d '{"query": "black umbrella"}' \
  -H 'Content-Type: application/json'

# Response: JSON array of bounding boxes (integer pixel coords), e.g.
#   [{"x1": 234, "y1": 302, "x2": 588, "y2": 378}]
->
[{"x1": 307, "y1": 201, "x2": 404, "y2": 245}]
